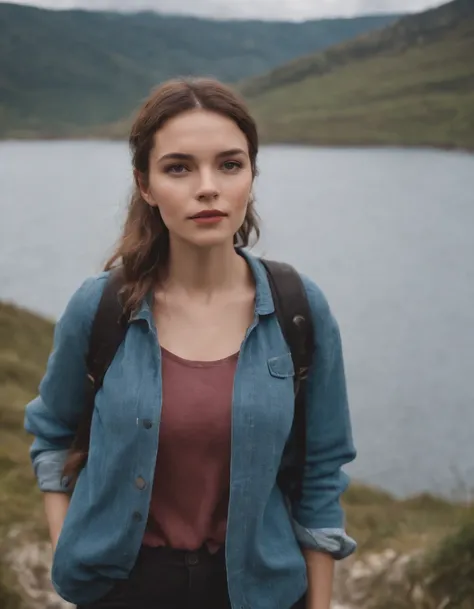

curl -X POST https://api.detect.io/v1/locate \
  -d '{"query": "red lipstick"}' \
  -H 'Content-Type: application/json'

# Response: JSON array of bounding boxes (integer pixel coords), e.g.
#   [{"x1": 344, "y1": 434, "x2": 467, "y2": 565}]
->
[{"x1": 190, "y1": 209, "x2": 227, "y2": 224}]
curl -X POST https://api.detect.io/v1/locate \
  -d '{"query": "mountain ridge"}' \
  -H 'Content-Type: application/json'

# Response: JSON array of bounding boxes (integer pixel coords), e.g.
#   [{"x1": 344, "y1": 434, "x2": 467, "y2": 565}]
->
[
  {"x1": 0, "y1": 2, "x2": 399, "y2": 137},
  {"x1": 241, "y1": 0, "x2": 473, "y2": 97},
  {"x1": 241, "y1": 0, "x2": 474, "y2": 150}
]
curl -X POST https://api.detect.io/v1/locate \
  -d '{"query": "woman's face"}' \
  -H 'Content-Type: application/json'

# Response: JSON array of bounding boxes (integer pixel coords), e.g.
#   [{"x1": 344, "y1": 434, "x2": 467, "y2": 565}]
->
[{"x1": 139, "y1": 109, "x2": 254, "y2": 249}]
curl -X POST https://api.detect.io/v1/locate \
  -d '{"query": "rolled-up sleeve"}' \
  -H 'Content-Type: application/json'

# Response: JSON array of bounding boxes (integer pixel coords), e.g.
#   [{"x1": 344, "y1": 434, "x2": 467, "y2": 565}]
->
[
  {"x1": 290, "y1": 276, "x2": 357, "y2": 559},
  {"x1": 24, "y1": 274, "x2": 107, "y2": 493}
]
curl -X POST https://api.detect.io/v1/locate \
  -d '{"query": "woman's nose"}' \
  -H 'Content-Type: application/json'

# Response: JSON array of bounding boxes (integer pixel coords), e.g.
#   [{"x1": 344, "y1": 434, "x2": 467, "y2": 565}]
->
[{"x1": 196, "y1": 170, "x2": 220, "y2": 201}]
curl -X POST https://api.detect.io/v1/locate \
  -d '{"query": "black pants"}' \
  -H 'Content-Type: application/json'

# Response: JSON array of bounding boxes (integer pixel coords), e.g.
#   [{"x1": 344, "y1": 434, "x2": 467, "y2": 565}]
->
[{"x1": 78, "y1": 544, "x2": 306, "y2": 609}]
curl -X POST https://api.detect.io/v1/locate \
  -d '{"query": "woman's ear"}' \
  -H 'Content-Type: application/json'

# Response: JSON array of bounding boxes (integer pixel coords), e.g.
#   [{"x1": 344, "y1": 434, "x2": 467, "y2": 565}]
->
[{"x1": 134, "y1": 169, "x2": 155, "y2": 206}]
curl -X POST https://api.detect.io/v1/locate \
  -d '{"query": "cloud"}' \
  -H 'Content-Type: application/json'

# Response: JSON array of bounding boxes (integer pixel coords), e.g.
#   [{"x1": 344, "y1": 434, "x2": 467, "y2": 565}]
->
[{"x1": 8, "y1": 0, "x2": 448, "y2": 20}]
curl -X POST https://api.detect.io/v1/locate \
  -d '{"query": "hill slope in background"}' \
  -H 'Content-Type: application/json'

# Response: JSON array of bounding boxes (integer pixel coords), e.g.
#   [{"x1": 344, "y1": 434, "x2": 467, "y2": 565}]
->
[
  {"x1": 0, "y1": 299, "x2": 472, "y2": 608},
  {"x1": 0, "y1": 3, "x2": 398, "y2": 138},
  {"x1": 242, "y1": 0, "x2": 474, "y2": 150}
]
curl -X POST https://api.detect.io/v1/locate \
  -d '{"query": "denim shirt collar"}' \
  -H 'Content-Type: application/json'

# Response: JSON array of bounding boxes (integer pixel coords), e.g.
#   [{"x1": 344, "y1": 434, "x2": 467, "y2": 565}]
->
[
  {"x1": 129, "y1": 290, "x2": 154, "y2": 327},
  {"x1": 128, "y1": 248, "x2": 275, "y2": 329},
  {"x1": 239, "y1": 248, "x2": 274, "y2": 316}
]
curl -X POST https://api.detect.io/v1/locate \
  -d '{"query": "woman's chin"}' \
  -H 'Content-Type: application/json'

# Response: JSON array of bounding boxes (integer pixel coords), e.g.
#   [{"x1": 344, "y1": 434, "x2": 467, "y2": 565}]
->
[{"x1": 179, "y1": 227, "x2": 235, "y2": 249}]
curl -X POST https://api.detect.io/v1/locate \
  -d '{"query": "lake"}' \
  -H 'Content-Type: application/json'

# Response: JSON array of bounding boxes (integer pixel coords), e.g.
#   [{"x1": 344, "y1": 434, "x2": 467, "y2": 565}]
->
[{"x1": 1, "y1": 140, "x2": 473, "y2": 499}]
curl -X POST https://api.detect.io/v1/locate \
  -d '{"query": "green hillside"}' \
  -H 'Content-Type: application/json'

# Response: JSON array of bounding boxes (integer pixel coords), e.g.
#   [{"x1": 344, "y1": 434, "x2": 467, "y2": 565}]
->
[
  {"x1": 242, "y1": 0, "x2": 474, "y2": 150},
  {"x1": 0, "y1": 2, "x2": 398, "y2": 138}
]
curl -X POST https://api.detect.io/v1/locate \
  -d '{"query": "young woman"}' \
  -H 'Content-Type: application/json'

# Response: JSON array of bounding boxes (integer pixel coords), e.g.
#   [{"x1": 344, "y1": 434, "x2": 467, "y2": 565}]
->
[{"x1": 25, "y1": 78, "x2": 357, "y2": 609}]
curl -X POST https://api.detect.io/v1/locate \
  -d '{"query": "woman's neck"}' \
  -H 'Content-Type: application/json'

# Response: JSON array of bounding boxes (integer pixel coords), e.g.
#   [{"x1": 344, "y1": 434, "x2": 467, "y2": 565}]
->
[{"x1": 163, "y1": 238, "x2": 250, "y2": 298}]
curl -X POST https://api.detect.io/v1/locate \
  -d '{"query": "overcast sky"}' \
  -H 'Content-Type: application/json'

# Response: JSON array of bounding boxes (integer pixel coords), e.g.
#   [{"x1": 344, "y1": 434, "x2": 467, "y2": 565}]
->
[{"x1": 7, "y1": 0, "x2": 448, "y2": 20}]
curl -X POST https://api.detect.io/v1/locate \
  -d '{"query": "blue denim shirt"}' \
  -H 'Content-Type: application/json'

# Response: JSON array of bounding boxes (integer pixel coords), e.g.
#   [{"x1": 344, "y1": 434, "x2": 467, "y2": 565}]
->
[{"x1": 24, "y1": 250, "x2": 356, "y2": 608}]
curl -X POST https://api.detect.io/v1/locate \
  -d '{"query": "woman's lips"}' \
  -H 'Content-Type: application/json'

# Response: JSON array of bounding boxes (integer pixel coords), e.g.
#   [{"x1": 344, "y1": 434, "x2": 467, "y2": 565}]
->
[{"x1": 190, "y1": 209, "x2": 227, "y2": 224}]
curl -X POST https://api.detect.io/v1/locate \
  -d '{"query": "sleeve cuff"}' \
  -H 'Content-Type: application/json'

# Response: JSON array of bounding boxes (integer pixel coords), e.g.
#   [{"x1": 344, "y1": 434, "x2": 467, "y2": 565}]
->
[
  {"x1": 34, "y1": 449, "x2": 71, "y2": 493},
  {"x1": 292, "y1": 520, "x2": 357, "y2": 560}
]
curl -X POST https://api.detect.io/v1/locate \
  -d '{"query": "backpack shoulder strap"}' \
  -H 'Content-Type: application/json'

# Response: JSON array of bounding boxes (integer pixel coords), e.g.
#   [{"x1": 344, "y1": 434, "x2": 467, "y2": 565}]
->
[
  {"x1": 260, "y1": 260, "x2": 314, "y2": 381},
  {"x1": 260, "y1": 259, "x2": 315, "y2": 502},
  {"x1": 86, "y1": 268, "x2": 128, "y2": 390},
  {"x1": 65, "y1": 268, "x2": 128, "y2": 484}
]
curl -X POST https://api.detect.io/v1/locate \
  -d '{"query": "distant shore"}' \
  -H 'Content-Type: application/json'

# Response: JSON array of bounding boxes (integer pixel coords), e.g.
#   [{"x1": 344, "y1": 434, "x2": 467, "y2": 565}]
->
[{"x1": 1, "y1": 133, "x2": 473, "y2": 154}]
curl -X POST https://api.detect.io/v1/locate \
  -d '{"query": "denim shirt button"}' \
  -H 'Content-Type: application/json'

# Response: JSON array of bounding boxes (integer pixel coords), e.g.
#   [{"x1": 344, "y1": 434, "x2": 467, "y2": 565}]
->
[
  {"x1": 142, "y1": 419, "x2": 153, "y2": 430},
  {"x1": 135, "y1": 476, "x2": 147, "y2": 490},
  {"x1": 132, "y1": 511, "x2": 143, "y2": 522}
]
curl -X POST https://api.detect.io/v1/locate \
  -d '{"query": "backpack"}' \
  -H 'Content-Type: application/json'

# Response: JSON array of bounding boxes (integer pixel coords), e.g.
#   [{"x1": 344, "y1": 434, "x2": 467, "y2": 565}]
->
[{"x1": 65, "y1": 260, "x2": 315, "y2": 502}]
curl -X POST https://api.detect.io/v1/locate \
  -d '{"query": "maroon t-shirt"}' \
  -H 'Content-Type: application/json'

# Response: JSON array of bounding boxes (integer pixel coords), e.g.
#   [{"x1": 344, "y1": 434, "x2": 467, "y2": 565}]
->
[{"x1": 142, "y1": 347, "x2": 238, "y2": 552}]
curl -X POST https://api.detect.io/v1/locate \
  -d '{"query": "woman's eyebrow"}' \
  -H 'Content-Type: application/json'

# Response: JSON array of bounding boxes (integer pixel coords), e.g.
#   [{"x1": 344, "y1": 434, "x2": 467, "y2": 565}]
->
[
  {"x1": 158, "y1": 152, "x2": 193, "y2": 162},
  {"x1": 216, "y1": 148, "x2": 247, "y2": 158}
]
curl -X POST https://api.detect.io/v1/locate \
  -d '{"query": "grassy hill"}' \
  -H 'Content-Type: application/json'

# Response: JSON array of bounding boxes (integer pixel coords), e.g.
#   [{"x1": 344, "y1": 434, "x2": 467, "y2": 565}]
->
[
  {"x1": 0, "y1": 298, "x2": 473, "y2": 608},
  {"x1": 0, "y1": 303, "x2": 54, "y2": 608},
  {"x1": 0, "y1": 3, "x2": 398, "y2": 138},
  {"x1": 241, "y1": 0, "x2": 474, "y2": 150},
  {"x1": 0, "y1": 303, "x2": 53, "y2": 535}
]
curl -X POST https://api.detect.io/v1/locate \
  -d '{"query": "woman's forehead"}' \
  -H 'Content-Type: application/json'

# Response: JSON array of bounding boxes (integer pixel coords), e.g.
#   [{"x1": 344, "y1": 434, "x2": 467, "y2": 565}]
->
[{"x1": 153, "y1": 109, "x2": 249, "y2": 158}]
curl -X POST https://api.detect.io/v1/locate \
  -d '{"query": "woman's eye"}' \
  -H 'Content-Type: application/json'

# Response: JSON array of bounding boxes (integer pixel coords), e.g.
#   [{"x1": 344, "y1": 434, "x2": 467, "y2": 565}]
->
[
  {"x1": 166, "y1": 164, "x2": 189, "y2": 174},
  {"x1": 222, "y1": 161, "x2": 242, "y2": 172}
]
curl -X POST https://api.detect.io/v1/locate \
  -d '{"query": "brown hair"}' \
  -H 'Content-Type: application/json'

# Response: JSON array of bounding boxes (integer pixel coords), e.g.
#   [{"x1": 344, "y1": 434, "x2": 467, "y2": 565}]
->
[{"x1": 105, "y1": 77, "x2": 260, "y2": 316}]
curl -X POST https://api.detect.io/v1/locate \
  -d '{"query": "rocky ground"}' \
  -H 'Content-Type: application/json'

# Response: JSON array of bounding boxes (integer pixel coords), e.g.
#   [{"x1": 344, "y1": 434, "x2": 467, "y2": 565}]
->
[
  {"x1": 2, "y1": 524, "x2": 411, "y2": 609},
  {"x1": 1, "y1": 532, "x2": 417, "y2": 609}
]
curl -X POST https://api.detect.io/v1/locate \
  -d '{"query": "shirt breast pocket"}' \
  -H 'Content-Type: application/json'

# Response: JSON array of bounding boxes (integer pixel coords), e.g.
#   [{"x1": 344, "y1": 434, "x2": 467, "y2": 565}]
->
[
  {"x1": 267, "y1": 352, "x2": 295, "y2": 379},
  {"x1": 262, "y1": 352, "x2": 297, "y2": 450}
]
